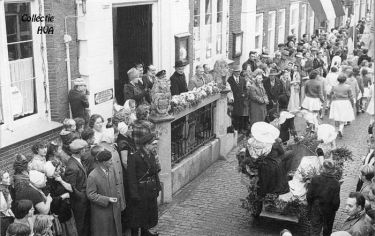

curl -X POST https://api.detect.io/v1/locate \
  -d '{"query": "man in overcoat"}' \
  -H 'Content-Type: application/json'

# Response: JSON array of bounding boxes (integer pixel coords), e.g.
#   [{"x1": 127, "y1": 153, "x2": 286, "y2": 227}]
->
[
  {"x1": 127, "y1": 133, "x2": 161, "y2": 236},
  {"x1": 68, "y1": 78, "x2": 90, "y2": 123},
  {"x1": 306, "y1": 159, "x2": 341, "y2": 236},
  {"x1": 263, "y1": 68, "x2": 286, "y2": 111},
  {"x1": 170, "y1": 60, "x2": 188, "y2": 96},
  {"x1": 227, "y1": 64, "x2": 247, "y2": 133},
  {"x1": 87, "y1": 149, "x2": 122, "y2": 236},
  {"x1": 64, "y1": 139, "x2": 90, "y2": 236}
]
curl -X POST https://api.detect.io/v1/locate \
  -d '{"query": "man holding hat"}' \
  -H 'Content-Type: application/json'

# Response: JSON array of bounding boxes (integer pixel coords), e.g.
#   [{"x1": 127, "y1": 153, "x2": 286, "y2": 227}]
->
[
  {"x1": 68, "y1": 78, "x2": 90, "y2": 123},
  {"x1": 170, "y1": 60, "x2": 188, "y2": 96},
  {"x1": 307, "y1": 159, "x2": 340, "y2": 236},
  {"x1": 127, "y1": 133, "x2": 161, "y2": 236},
  {"x1": 124, "y1": 68, "x2": 147, "y2": 106},
  {"x1": 64, "y1": 139, "x2": 90, "y2": 236},
  {"x1": 227, "y1": 64, "x2": 247, "y2": 133},
  {"x1": 87, "y1": 149, "x2": 122, "y2": 236}
]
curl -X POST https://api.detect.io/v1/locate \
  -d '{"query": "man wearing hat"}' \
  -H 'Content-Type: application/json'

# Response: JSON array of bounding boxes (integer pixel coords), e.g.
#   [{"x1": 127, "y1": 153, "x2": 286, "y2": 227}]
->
[
  {"x1": 307, "y1": 159, "x2": 340, "y2": 236},
  {"x1": 170, "y1": 60, "x2": 188, "y2": 96},
  {"x1": 263, "y1": 67, "x2": 286, "y2": 110},
  {"x1": 227, "y1": 64, "x2": 247, "y2": 133},
  {"x1": 124, "y1": 68, "x2": 147, "y2": 106},
  {"x1": 68, "y1": 77, "x2": 90, "y2": 123},
  {"x1": 87, "y1": 149, "x2": 122, "y2": 236},
  {"x1": 64, "y1": 139, "x2": 90, "y2": 236},
  {"x1": 127, "y1": 133, "x2": 161, "y2": 236}
]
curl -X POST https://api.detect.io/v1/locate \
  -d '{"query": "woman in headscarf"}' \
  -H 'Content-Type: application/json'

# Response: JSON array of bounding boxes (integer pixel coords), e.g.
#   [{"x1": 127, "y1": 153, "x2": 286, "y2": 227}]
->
[
  {"x1": 15, "y1": 170, "x2": 52, "y2": 215},
  {"x1": 247, "y1": 69, "x2": 268, "y2": 130}
]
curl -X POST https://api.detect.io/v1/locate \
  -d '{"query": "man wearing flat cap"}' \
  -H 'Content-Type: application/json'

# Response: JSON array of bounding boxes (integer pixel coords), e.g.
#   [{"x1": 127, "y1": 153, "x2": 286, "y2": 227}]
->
[
  {"x1": 307, "y1": 159, "x2": 340, "y2": 236},
  {"x1": 64, "y1": 139, "x2": 90, "y2": 236},
  {"x1": 127, "y1": 133, "x2": 161, "y2": 236},
  {"x1": 227, "y1": 64, "x2": 247, "y2": 133},
  {"x1": 68, "y1": 78, "x2": 90, "y2": 123},
  {"x1": 170, "y1": 61, "x2": 188, "y2": 96},
  {"x1": 87, "y1": 149, "x2": 122, "y2": 236}
]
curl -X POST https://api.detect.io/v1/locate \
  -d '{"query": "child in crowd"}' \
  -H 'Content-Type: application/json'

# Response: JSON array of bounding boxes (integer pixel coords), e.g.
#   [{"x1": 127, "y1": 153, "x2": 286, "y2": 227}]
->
[{"x1": 59, "y1": 118, "x2": 80, "y2": 155}]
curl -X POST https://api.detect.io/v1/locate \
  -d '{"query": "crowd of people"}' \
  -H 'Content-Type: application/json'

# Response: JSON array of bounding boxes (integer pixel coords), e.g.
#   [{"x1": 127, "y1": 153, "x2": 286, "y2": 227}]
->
[{"x1": 0, "y1": 15, "x2": 374, "y2": 236}]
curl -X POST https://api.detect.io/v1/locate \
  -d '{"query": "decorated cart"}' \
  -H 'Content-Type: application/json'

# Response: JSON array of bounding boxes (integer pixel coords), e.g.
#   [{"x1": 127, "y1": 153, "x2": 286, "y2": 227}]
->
[{"x1": 237, "y1": 121, "x2": 353, "y2": 233}]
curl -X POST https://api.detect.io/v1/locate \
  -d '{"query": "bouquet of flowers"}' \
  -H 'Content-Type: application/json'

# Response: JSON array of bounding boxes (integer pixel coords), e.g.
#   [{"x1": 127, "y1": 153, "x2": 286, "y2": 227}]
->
[
  {"x1": 330, "y1": 146, "x2": 353, "y2": 180},
  {"x1": 169, "y1": 82, "x2": 221, "y2": 114}
]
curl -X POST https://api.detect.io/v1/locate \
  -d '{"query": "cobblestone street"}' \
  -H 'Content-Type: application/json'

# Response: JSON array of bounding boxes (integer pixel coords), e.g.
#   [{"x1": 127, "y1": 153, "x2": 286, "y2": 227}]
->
[{"x1": 154, "y1": 113, "x2": 371, "y2": 236}]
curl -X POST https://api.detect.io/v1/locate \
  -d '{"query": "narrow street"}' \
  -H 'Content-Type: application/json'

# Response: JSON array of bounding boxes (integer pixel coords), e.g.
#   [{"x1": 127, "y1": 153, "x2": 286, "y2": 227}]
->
[{"x1": 155, "y1": 113, "x2": 371, "y2": 236}]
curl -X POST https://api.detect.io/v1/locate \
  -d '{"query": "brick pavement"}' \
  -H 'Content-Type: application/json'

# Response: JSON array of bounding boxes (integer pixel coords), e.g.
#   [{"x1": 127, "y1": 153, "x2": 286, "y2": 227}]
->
[{"x1": 154, "y1": 113, "x2": 371, "y2": 236}]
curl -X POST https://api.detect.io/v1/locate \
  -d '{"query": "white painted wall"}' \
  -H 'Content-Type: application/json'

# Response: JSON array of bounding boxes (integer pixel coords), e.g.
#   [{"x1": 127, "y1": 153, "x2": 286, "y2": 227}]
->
[{"x1": 240, "y1": 0, "x2": 257, "y2": 64}]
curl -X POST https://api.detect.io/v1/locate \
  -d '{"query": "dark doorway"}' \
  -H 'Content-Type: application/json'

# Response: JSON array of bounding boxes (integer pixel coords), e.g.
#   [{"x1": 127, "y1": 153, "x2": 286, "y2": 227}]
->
[{"x1": 113, "y1": 4, "x2": 153, "y2": 105}]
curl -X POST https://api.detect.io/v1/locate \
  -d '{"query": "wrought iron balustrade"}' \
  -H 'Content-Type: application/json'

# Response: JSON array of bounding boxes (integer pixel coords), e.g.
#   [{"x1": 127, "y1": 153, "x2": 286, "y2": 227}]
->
[{"x1": 171, "y1": 102, "x2": 216, "y2": 166}]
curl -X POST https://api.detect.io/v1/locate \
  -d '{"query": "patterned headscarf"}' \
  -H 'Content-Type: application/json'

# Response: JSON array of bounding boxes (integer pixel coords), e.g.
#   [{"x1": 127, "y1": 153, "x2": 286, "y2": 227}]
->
[{"x1": 246, "y1": 137, "x2": 273, "y2": 159}]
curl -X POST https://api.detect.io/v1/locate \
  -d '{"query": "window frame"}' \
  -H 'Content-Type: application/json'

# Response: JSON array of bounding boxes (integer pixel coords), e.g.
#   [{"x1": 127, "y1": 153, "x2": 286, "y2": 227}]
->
[
  {"x1": 289, "y1": 2, "x2": 299, "y2": 38},
  {"x1": 267, "y1": 11, "x2": 276, "y2": 55},
  {"x1": 300, "y1": 4, "x2": 307, "y2": 39},
  {"x1": 193, "y1": 0, "x2": 228, "y2": 65},
  {"x1": 255, "y1": 13, "x2": 263, "y2": 53},
  {"x1": 277, "y1": 9, "x2": 286, "y2": 44},
  {"x1": 0, "y1": 0, "x2": 50, "y2": 130}
]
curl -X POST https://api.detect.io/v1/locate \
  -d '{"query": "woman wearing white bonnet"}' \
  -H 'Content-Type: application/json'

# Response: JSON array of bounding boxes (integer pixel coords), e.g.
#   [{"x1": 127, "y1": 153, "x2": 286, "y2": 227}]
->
[{"x1": 248, "y1": 122, "x2": 290, "y2": 197}]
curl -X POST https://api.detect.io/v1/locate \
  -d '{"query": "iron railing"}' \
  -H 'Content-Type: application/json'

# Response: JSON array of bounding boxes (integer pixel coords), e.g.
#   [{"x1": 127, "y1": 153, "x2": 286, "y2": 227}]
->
[{"x1": 171, "y1": 102, "x2": 216, "y2": 166}]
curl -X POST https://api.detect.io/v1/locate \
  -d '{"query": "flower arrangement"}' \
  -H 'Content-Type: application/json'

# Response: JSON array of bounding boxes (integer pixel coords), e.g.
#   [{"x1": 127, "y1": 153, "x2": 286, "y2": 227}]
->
[{"x1": 170, "y1": 82, "x2": 221, "y2": 114}]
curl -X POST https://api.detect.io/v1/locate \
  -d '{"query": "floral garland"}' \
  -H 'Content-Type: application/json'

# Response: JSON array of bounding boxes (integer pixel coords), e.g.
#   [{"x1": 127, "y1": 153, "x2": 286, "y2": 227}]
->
[{"x1": 170, "y1": 82, "x2": 221, "y2": 114}]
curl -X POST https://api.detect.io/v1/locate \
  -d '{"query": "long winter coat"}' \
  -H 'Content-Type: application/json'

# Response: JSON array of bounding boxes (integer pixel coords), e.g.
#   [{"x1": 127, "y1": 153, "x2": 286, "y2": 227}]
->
[
  {"x1": 127, "y1": 149, "x2": 161, "y2": 229},
  {"x1": 248, "y1": 83, "x2": 268, "y2": 128},
  {"x1": 227, "y1": 75, "x2": 247, "y2": 116},
  {"x1": 87, "y1": 167, "x2": 122, "y2": 236}
]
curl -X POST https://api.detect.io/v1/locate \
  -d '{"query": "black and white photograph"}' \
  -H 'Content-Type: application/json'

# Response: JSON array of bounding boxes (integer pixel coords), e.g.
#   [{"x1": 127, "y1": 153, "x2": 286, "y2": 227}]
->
[{"x1": 0, "y1": 0, "x2": 375, "y2": 235}]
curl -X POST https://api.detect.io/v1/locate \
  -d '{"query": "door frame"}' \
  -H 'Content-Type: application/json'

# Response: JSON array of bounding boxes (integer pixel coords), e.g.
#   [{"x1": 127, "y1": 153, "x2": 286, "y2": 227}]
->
[{"x1": 111, "y1": 0, "x2": 158, "y2": 71}]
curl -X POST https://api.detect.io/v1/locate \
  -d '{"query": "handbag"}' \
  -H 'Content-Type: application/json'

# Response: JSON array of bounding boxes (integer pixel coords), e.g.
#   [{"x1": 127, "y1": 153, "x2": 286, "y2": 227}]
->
[{"x1": 51, "y1": 214, "x2": 63, "y2": 236}]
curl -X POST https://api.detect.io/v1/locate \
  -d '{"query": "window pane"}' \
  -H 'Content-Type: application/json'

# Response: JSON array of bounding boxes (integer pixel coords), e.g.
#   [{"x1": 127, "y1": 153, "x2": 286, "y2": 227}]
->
[
  {"x1": 255, "y1": 36, "x2": 260, "y2": 49},
  {"x1": 5, "y1": 2, "x2": 37, "y2": 119},
  {"x1": 5, "y1": 3, "x2": 32, "y2": 44},
  {"x1": 205, "y1": 0, "x2": 212, "y2": 25},
  {"x1": 217, "y1": 0, "x2": 223, "y2": 12},
  {"x1": 217, "y1": 12, "x2": 222, "y2": 23}
]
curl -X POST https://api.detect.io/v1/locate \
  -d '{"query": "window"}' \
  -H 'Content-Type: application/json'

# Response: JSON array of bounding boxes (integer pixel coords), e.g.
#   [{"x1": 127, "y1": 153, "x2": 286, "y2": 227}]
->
[
  {"x1": 193, "y1": 0, "x2": 228, "y2": 62},
  {"x1": 289, "y1": 3, "x2": 299, "y2": 38},
  {"x1": 0, "y1": 0, "x2": 48, "y2": 127},
  {"x1": 194, "y1": 0, "x2": 201, "y2": 60},
  {"x1": 308, "y1": 5, "x2": 314, "y2": 36},
  {"x1": 300, "y1": 4, "x2": 307, "y2": 38},
  {"x1": 216, "y1": 0, "x2": 223, "y2": 54},
  {"x1": 5, "y1": 2, "x2": 36, "y2": 120},
  {"x1": 267, "y1": 11, "x2": 276, "y2": 54},
  {"x1": 278, "y1": 9, "x2": 286, "y2": 44},
  {"x1": 255, "y1": 14, "x2": 263, "y2": 52}
]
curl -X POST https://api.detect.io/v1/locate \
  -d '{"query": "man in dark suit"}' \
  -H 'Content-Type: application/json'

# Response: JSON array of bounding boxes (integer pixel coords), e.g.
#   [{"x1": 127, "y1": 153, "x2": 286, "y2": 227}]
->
[
  {"x1": 170, "y1": 60, "x2": 188, "y2": 96},
  {"x1": 263, "y1": 68, "x2": 286, "y2": 110},
  {"x1": 141, "y1": 65, "x2": 156, "y2": 103},
  {"x1": 307, "y1": 159, "x2": 340, "y2": 236},
  {"x1": 64, "y1": 139, "x2": 90, "y2": 236},
  {"x1": 68, "y1": 78, "x2": 90, "y2": 123},
  {"x1": 227, "y1": 64, "x2": 247, "y2": 133}
]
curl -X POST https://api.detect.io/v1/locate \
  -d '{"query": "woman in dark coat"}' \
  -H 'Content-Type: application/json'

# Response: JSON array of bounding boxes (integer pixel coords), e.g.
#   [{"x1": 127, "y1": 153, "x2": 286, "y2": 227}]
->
[
  {"x1": 87, "y1": 150, "x2": 122, "y2": 236},
  {"x1": 127, "y1": 133, "x2": 161, "y2": 236},
  {"x1": 248, "y1": 69, "x2": 269, "y2": 129}
]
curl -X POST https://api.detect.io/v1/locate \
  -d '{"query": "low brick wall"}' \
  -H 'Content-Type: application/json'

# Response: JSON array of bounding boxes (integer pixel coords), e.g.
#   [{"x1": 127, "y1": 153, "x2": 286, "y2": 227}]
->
[{"x1": 0, "y1": 127, "x2": 62, "y2": 172}]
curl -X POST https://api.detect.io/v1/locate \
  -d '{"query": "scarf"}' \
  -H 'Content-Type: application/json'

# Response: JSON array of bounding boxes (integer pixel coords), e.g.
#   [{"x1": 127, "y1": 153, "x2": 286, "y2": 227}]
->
[{"x1": 246, "y1": 138, "x2": 273, "y2": 159}]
